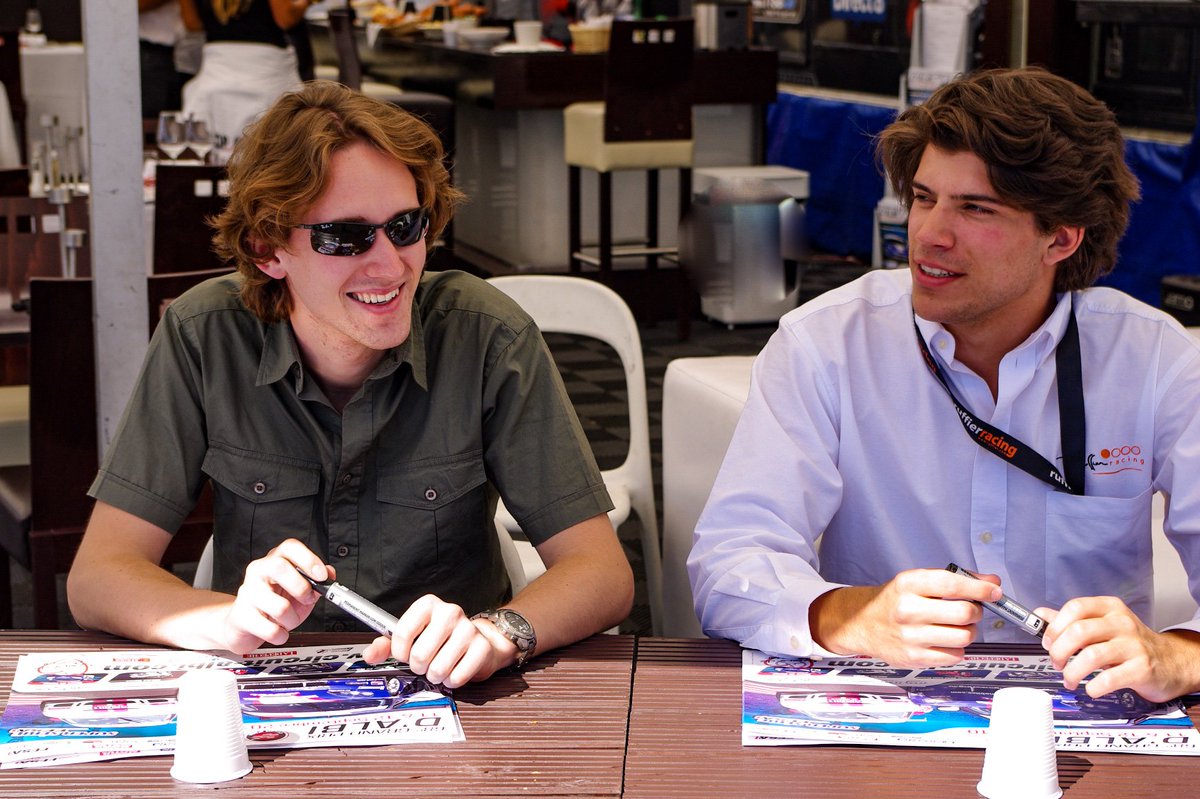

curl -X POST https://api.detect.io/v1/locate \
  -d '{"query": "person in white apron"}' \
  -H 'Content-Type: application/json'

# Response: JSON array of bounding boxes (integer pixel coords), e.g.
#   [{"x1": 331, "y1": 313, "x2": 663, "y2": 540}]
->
[{"x1": 180, "y1": 0, "x2": 308, "y2": 152}]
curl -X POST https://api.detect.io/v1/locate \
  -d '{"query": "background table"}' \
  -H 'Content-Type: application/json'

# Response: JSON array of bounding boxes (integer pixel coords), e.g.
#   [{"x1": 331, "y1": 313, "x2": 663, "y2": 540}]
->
[
  {"x1": 368, "y1": 37, "x2": 778, "y2": 270},
  {"x1": 0, "y1": 631, "x2": 633, "y2": 798}
]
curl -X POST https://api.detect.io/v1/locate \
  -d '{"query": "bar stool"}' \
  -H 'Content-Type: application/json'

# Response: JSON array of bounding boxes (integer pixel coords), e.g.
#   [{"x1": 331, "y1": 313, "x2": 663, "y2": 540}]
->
[{"x1": 563, "y1": 19, "x2": 694, "y2": 278}]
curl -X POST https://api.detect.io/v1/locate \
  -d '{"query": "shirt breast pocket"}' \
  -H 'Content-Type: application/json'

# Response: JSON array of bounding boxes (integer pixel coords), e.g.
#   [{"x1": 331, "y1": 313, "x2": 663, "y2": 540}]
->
[
  {"x1": 376, "y1": 451, "x2": 488, "y2": 586},
  {"x1": 203, "y1": 446, "x2": 322, "y2": 587},
  {"x1": 1045, "y1": 487, "x2": 1153, "y2": 617}
]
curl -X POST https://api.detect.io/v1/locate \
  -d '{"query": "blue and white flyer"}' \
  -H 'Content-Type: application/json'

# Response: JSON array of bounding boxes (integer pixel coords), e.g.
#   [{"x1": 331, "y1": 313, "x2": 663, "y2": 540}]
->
[
  {"x1": 0, "y1": 644, "x2": 464, "y2": 769},
  {"x1": 742, "y1": 649, "x2": 1200, "y2": 755}
]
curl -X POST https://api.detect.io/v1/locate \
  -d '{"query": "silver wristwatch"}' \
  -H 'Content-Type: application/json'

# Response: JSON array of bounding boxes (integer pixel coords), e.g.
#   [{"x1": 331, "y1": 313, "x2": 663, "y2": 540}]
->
[{"x1": 472, "y1": 608, "x2": 537, "y2": 668}]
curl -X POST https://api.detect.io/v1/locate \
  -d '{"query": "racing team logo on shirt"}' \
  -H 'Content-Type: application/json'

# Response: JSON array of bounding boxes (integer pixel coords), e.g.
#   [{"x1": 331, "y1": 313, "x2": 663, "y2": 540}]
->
[{"x1": 1085, "y1": 444, "x2": 1145, "y2": 475}]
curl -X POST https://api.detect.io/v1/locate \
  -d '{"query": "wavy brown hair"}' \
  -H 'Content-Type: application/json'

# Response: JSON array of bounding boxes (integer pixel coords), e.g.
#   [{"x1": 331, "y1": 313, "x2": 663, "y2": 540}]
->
[
  {"x1": 878, "y1": 67, "x2": 1140, "y2": 291},
  {"x1": 212, "y1": 80, "x2": 464, "y2": 323}
]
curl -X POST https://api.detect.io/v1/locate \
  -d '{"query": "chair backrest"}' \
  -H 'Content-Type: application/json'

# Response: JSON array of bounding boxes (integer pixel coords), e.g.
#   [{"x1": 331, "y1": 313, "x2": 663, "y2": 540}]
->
[
  {"x1": 27, "y1": 276, "x2": 95, "y2": 531},
  {"x1": 328, "y1": 8, "x2": 365, "y2": 92},
  {"x1": 0, "y1": 168, "x2": 27, "y2": 197},
  {"x1": 1, "y1": 193, "x2": 90, "y2": 304},
  {"x1": 152, "y1": 164, "x2": 229, "y2": 274},
  {"x1": 29, "y1": 268, "x2": 234, "y2": 529},
  {"x1": 485, "y1": 275, "x2": 651, "y2": 488},
  {"x1": 603, "y1": 19, "x2": 694, "y2": 143}
]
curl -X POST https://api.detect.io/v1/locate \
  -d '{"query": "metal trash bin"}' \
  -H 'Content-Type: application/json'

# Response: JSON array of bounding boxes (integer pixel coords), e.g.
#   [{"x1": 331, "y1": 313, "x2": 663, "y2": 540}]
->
[{"x1": 680, "y1": 169, "x2": 808, "y2": 326}]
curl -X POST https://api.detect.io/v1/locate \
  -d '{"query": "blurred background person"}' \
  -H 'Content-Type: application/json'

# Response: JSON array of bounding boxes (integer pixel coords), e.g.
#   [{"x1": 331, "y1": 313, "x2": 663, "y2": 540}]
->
[
  {"x1": 179, "y1": 0, "x2": 309, "y2": 152},
  {"x1": 138, "y1": 0, "x2": 188, "y2": 121}
]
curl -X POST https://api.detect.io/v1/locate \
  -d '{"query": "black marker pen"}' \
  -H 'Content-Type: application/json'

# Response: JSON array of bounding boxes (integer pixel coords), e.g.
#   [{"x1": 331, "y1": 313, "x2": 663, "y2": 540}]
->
[
  {"x1": 297, "y1": 568, "x2": 398, "y2": 638},
  {"x1": 945, "y1": 563, "x2": 1047, "y2": 639}
]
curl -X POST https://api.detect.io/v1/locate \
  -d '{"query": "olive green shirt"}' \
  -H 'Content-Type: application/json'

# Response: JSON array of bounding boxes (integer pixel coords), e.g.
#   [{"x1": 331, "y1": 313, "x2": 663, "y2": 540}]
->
[{"x1": 89, "y1": 271, "x2": 613, "y2": 631}]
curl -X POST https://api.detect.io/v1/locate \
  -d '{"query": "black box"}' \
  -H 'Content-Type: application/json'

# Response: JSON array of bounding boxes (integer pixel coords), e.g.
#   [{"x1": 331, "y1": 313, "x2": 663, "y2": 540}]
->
[{"x1": 1161, "y1": 275, "x2": 1200, "y2": 326}]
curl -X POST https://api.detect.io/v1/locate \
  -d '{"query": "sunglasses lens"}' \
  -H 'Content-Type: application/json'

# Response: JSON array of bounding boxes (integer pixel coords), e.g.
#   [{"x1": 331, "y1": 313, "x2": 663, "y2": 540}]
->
[
  {"x1": 385, "y1": 209, "x2": 427, "y2": 248},
  {"x1": 309, "y1": 225, "x2": 374, "y2": 256},
  {"x1": 304, "y1": 210, "x2": 426, "y2": 256}
]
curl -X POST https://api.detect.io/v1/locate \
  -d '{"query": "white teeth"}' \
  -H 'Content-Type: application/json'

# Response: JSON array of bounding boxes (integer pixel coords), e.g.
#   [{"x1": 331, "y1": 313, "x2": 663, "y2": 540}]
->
[
  {"x1": 350, "y1": 289, "x2": 400, "y2": 305},
  {"x1": 919, "y1": 264, "x2": 954, "y2": 278}
]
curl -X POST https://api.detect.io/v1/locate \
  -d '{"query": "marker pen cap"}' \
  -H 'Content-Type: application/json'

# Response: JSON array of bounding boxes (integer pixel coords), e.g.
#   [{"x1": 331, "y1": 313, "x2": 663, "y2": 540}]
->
[
  {"x1": 977, "y1": 687, "x2": 1061, "y2": 799},
  {"x1": 170, "y1": 670, "x2": 252, "y2": 784}
]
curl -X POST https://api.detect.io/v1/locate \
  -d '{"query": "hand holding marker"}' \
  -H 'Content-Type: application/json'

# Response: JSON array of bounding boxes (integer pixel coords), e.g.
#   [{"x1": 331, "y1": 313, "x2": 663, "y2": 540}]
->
[
  {"x1": 297, "y1": 567, "x2": 398, "y2": 637},
  {"x1": 945, "y1": 563, "x2": 1047, "y2": 639}
]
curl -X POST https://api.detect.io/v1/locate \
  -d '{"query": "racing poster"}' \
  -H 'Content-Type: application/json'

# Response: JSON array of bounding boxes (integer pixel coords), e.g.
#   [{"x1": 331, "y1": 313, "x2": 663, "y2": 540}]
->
[
  {"x1": 742, "y1": 649, "x2": 1200, "y2": 755},
  {"x1": 0, "y1": 644, "x2": 464, "y2": 769}
]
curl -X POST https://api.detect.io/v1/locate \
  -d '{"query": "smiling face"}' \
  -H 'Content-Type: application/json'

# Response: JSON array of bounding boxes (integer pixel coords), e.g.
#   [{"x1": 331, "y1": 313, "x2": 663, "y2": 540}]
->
[
  {"x1": 259, "y1": 141, "x2": 427, "y2": 390},
  {"x1": 907, "y1": 145, "x2": 1081, "y2": 356}
]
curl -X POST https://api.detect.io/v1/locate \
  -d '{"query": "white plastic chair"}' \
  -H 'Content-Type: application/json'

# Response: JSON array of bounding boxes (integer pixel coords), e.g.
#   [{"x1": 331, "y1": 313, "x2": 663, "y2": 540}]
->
[{"x1": 486, "y1": 274, "x2": 662, "y2": 634}]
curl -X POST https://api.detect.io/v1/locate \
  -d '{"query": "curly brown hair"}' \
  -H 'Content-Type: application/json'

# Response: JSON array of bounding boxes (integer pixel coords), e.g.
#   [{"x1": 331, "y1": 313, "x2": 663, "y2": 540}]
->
[
  {"x1": 211, "y1": 80, "x2": 464, "y2": 323},
  {"x1": 877, "y1": 67, "x2": 1140, "y2": 291}
]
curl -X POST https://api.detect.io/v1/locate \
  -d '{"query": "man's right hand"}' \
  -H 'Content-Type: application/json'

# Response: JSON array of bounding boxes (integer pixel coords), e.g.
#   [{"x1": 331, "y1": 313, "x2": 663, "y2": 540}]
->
[
  {"x1": 219, "y1": 539, "x2": 332, "y2": 653},
  {"x1": 809, "y1": 567, "x2": 1002, "y2": 666}
]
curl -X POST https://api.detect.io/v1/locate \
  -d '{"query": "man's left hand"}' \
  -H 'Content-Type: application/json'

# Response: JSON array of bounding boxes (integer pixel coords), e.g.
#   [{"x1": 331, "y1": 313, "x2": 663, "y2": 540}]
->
[
  {"x1": 1039, "y1": 597, "x2": 1200, "y2": 702},
  {"x1": 359, "y1": 594, "x2": 516, "y2": 689}
]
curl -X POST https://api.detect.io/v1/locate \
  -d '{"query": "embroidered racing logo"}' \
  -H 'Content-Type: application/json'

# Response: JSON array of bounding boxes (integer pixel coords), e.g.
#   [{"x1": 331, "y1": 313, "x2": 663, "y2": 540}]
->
[{"x1": 1085, "y1": 444, "x2": 1145, "y2": 475}]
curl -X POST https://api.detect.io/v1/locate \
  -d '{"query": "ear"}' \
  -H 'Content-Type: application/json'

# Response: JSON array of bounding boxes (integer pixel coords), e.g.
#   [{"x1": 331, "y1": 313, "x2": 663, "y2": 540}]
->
[
  {"x1": 1044, "y1": 225, "x2": 1084, "y2": 267},
  {"x1": 251, "y1": 238, "x2": 287, "y2": 280}
]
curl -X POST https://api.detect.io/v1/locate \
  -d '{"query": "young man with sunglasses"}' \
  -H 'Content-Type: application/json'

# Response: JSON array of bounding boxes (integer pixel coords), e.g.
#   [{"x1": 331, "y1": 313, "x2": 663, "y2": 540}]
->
[
  {"x1": 689, "y1": 68, "x2": 1200, "y2": 703},
  {"x1": 67, "y1": 81, "x2": 633, "y2": 687}
]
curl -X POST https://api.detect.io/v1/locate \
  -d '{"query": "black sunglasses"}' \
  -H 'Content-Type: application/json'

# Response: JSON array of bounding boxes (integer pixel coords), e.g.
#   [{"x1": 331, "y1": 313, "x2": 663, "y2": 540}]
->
[{"x1": 296, "y1": 208, "x2": 429, "y2": 256}]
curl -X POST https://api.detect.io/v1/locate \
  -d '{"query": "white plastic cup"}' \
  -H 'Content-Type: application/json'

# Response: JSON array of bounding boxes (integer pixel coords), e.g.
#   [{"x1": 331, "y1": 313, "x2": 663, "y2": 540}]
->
[
  {"x1": 443, "y1": 20, "x2": 461, "y2": 48},
  {"x1": 977, "y1": 687, "x2": 1062, "y2": 799},
  {"x1": 514, "y1": 20, "x2": 541, "y2": 48},
  {"x1": 171, "y1": 670, "x2": 252, "y2": 784}
]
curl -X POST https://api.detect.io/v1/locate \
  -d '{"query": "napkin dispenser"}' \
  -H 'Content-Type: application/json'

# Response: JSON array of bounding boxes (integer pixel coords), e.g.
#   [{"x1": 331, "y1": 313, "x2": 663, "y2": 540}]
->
[{"x1": 694, "y1": 0, "x2": 750, "y2": 50}]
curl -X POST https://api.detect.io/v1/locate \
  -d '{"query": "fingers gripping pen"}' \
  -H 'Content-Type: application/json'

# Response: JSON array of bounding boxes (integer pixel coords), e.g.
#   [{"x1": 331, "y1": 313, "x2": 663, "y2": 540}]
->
[
  {"x1": 297, "y1": 568, "x2": 398, "y2": 637},
  {"x1": 945, "y1": 563, "x2": 1048, "y2": 639}
]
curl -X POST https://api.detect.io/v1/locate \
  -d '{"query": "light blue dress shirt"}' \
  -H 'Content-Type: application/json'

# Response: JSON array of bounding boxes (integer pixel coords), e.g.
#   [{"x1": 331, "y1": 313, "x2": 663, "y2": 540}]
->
[{"x1": 689, "y1": 270, "x2": 1200, "y2": 657}]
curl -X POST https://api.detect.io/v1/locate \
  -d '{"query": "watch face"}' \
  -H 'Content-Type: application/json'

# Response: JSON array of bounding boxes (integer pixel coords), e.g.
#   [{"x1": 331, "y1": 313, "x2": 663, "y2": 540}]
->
[{"x1": 500, "y1": 609, "x2": 533, "y2": 638}]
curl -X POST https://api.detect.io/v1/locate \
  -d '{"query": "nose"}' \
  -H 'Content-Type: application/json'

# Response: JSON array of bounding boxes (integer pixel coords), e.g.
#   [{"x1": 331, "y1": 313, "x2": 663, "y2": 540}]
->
[
  {"x1": 910, "y1": 200, "x2": 953, "y2": 250},
  {"x1": 359, "y1": 231, "x2": 413, "y2": 276}
]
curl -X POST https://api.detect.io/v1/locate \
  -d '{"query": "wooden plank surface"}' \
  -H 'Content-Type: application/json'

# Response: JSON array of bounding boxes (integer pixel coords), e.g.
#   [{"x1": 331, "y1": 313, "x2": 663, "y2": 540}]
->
[
  {"x1": 624, "y1": 638, "x2": 1200, "y2": 799},
  {"x1": 0, "y1": 631, "x2": 633, "y2": 798}
]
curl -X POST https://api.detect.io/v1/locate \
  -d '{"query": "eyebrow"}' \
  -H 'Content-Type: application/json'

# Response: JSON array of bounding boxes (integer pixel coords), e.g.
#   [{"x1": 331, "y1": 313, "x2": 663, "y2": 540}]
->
[
  {"x1": 309, "y1": 208, "x2": 422, "y2": 226},
  {"x1": 911, "y1": 181, "x2": 1007, "y2": 206}
]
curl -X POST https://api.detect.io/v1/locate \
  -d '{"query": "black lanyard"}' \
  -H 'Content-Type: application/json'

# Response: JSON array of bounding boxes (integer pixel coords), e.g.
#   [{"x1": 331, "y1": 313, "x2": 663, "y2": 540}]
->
[{"x1": 913, "y1": 303, "x2": 1085, "y2": 496}]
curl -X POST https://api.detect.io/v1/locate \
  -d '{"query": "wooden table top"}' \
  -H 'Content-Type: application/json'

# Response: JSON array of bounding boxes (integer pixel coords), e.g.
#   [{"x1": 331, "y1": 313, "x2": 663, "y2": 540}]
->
[
  {"x1": 2, "y1": 633, "x2": 1197, "y2": 797},
  {"x1": 0, "y1": 631, "x2": 634, "y2": 798},
  {"x1": 625, "y1": 638, "x2": 1200, "y2": 798}
]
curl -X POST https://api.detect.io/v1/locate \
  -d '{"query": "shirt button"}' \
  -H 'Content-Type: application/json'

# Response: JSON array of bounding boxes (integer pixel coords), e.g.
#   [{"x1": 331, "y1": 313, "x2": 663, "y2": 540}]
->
[
  {"x1": 980, "y1": 531, "x2": 993, "y2": 544},
  {"x1": 252, "y1": 481, "x2": 267, "y2": 495},
  {"x1": 335, "y1": 544, "x2": 350, "y2": 558},
  {"x1": 992, "y1": 619, "x2": 1005, "y2": 630},
  {"x1": 340, "y1": 473, "x2": 352, "y2": 486},
  {"x1": 331, "y1": 621, "x2": 347, "y2": 632},
  {"x1": 424, "y1": 487, "x2": 438, "y2": 501},
  {"x1": 789, "y1": 636, "x2": 801, "y2": 650},
  {"x1": 937, "y1": 339, "x2": 947, "y2": 350}
]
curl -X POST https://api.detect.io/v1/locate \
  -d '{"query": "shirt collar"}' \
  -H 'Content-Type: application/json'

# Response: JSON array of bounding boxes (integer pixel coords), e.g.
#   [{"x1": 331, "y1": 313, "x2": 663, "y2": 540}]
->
[
  {"x1": 914, "y1": 290, "x2": 1075, "y2": 370},
  {"x1": 255, "y1": 300, "x2": 430, "y2": 394}
]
